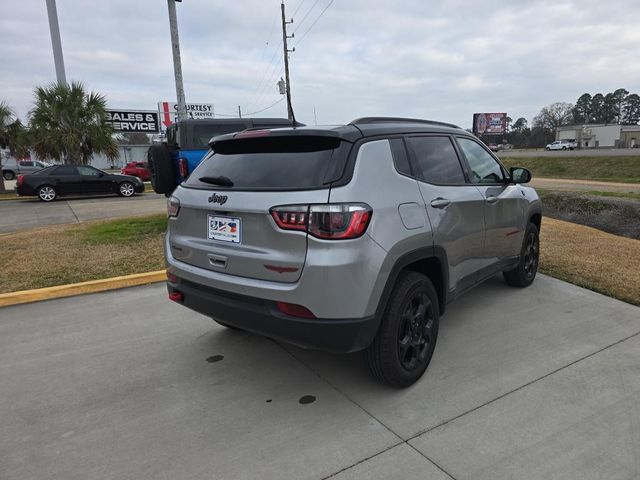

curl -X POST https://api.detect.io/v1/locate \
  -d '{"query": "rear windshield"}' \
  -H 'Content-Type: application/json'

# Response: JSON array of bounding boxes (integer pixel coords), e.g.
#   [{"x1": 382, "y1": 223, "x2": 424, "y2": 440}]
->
[{"x1": 183, "y1": 136, "x2": 350, "y2": 190}]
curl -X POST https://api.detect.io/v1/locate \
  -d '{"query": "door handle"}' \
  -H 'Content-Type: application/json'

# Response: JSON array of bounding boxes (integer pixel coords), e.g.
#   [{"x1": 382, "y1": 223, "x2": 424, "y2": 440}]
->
[
  {"x1": 486, "y1": 195, "x2": 498, "y2": 204},
  {"x1": 430, "y1": 198, "x2": 451, "y2": 209},
  {"x1": 208, "y1": 254, "x2": 228, "y2": 269}
]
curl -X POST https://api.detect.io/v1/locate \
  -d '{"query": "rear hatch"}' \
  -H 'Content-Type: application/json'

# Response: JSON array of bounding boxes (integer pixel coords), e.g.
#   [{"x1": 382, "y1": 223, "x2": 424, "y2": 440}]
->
[{"x1": 168, "y1": 132, "x2": 352, "y2": 283}]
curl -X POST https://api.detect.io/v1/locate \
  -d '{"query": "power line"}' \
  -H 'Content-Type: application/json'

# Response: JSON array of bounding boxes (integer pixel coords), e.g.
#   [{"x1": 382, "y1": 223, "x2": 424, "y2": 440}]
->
[
  {"x1": 244, "y1": 42, "x2": 282, "y2": 112},
  {"x1": 243, "y1": 13, "x2": 279, "y2": 108},
  {"x1": 291, "y1": 0, "x2": 306, "y2": 18},
  {"x1": 249, "y1": 60, "x2": 284, "y2": 114},
  {"x1": 292, "y1": 0, "x2": 321, "y2": 35},
  {"x1": 245, "y1": 97, "x2": 285, "y2": 116},
  {"x1": 293, "y1": 0, "x2": 334, "y2": 48}
]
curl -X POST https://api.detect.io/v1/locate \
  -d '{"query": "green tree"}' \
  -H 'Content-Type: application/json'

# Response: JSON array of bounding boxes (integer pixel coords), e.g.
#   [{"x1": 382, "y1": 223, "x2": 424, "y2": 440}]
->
[
  {"x1": 611, "y1": 88, "x2": 629, "y2": 123},
  {"x1": 590, "y1": 93, "x2": 605, "y2": 123},
  {"x1": 511, "y1": 117, "x2": 528, "y2": 134},
  {"x1": 622, "y1": 94, "x2": 640, "y2": 125},
  {"x1": 602, "y1": 93, "x2": 618, "y2": 124},
  {"x1": 573, "y1": 93, "x2": 592, "y2": 124},
  {"x1": 29, "y1": 81, "x2": 118, "y2": 165}
]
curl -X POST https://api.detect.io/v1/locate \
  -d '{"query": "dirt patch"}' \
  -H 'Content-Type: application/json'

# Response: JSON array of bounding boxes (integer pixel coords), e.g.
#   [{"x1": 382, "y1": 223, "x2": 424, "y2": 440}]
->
[{"x1": 539, "y1": 191, "x2": 640, "y2": 240}]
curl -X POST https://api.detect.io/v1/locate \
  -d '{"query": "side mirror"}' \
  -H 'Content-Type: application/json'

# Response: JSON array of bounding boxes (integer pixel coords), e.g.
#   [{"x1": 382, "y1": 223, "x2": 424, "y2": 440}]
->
[
  {"x1": 98, "y1": 172, "x2": 105, "y2": 177},
  {"x1": 510, "y1": 167, "x2": 531, "y2": 184}
]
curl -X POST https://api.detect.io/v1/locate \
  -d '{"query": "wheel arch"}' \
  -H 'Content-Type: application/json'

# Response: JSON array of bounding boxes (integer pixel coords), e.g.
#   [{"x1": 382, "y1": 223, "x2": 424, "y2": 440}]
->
[
  {"x1": 529, "y1": 212, "x2": 542, "y2": 232},
  {"x1": 374, "y1": 246, "x2": 449, "y2": 322}
]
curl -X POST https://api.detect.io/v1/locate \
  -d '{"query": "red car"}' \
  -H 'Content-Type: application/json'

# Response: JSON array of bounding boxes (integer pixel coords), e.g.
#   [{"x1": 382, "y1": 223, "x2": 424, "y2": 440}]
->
[{"x1": 120, "y1": 162, "x2": 150, "y2": 181}]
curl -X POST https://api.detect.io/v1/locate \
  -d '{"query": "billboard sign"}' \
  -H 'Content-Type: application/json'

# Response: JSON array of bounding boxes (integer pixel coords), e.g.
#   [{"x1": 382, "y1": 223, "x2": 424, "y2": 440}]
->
[
  {"x1": 473, "y1": 113, "x2": 507, "y2": 135},
  {"x1": 158, "y1": 102, "x2": 215, "y2": 129},
  {"x1": 105, "y1": 110, "x2": 159, "y2": 133}
]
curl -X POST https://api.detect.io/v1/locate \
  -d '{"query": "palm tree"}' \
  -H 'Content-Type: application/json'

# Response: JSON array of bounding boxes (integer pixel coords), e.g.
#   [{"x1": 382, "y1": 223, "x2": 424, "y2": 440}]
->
[
  {"x1": 0, "y1": 101, "x2": 16, "y2": 192},
  {"x1": 29, "y1": 81, "x2": 118, "y2": 165}
]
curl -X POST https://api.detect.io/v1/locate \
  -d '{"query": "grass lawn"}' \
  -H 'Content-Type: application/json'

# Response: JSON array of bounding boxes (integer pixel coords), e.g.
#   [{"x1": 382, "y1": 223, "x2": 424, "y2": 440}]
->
[
  {"x1": 501, "y1": 156, "x2": 640, "y2": 183},
  {"x1": 540, "y1": 217, "x2": 640, "y2": 306},
  {"x1": 0, "y1": 214, "x2": 167, "y2": 293},
  {"x1": 1, "y1": 214, "x2": 638, "y2": 307}
]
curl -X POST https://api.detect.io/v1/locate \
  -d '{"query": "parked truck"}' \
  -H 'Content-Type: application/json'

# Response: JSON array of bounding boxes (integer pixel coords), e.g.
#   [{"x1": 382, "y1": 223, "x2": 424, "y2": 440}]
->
[{"x1": 2, "y1": 160, "x2": 51, "y2": 180}]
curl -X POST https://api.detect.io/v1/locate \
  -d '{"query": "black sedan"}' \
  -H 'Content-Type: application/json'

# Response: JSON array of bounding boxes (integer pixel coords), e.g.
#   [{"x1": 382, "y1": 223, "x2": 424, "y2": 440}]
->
[{"x1": 16, "y1": 165, "x2": 145, "y2": 202}]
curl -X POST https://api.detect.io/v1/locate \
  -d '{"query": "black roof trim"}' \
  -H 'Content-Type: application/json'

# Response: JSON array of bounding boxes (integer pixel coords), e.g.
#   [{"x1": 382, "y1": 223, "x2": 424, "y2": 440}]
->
[{"x1": 350, "y1": 117, "x2": 461, "y2": 129}]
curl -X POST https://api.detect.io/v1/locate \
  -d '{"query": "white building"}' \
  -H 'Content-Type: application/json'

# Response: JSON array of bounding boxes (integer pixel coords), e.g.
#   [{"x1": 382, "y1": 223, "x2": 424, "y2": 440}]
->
[{"x1": 556, "y1": 124, "x2": 640, "y2": 148}]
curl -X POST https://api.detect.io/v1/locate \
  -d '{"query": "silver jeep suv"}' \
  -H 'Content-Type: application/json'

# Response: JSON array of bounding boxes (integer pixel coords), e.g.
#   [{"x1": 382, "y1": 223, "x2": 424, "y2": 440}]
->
[{"x1": 165, "y1": 117, "x2": 542, "y2": 387}]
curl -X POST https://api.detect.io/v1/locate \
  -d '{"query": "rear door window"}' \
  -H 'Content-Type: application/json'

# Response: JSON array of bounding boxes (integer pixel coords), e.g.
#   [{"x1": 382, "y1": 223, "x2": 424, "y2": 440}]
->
[
  {"x1": 184, "y1": 135, "x2": 350, "y2": 190},
  {"x1": 406, "y1": 136, "x2": 466, "y2": 184}
]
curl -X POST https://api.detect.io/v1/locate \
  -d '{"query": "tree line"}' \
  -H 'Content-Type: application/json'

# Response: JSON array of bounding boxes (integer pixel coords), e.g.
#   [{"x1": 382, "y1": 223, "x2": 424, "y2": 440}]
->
[{"x1": 480, "y1": 87, "x2": 640, "y2": 149}]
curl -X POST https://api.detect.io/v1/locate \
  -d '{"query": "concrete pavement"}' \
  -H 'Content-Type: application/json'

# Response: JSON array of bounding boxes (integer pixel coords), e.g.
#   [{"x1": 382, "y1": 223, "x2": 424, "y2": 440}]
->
[
  {"x1": 1, "y1": 275, "x2": 639, "y2": 479},
  {"x1": 0, "y1": 194, "x2": 166, "y2": 233}
]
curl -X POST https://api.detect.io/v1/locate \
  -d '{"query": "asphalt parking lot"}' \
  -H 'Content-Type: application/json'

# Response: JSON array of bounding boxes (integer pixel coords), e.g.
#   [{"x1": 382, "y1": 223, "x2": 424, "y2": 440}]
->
[
  {"x1": 2, "y1": 274, "x2": 639, "y2": 480},
  {"x1": 0, "y1": 194, "x2": 166, "y2": 234}
]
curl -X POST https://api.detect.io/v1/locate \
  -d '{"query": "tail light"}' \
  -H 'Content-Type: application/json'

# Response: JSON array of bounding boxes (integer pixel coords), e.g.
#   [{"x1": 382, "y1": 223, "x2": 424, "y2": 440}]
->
[
  {"x1": 167, "y1": 196, "x2": 180, "y2": 217},
  {"x1": 276, "y1": 301, "x2": 316, "y2": 319},
  {"x1": 178, "y1": 158, "x2": 189, "y2": 178},
  {"x1": 17, "y1": 175, "x2": 24, "y2": 187},
  {"x1": 270, "y1": 203, "x2": 372, "y2": 240}
]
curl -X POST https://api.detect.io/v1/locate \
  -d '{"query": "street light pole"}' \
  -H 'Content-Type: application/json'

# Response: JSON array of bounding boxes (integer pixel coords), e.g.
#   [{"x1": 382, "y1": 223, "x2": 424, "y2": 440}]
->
[
  {"x1": 167, "y1": 0, "x2": 187, "y2": 121},
  {"x1": 45, "y1": 0, "x2": 67, "y2": 84}
]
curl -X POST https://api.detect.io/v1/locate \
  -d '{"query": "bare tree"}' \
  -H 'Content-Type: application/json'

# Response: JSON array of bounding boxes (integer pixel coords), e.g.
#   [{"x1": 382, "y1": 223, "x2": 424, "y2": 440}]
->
[{"x1": 532, "y1": 102, "x2": 574, "y2": 130}]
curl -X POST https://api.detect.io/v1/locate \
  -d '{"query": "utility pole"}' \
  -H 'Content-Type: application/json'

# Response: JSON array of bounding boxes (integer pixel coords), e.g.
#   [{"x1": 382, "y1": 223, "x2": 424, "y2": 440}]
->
[
  {"x1": 45, "y1": 0, "x2": 67, "y2": 84},
  {"x1": 281, "y1": 1, "x2": 296, "y2": 122},
  {"x1": 238, "y1": 105, "x2": 242, "y2": 118},
  {"x1": 167, "y1": 0, "x2": 187, "y2": 122}
]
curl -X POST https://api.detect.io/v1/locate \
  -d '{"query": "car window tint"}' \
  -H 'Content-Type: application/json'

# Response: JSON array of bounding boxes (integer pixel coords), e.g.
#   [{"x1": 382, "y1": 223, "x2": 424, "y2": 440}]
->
[
  {"x1": 457, "y1": 137, "x2": 505, "y2": 184},
  {"x1": 54, "y1": 165, "x2": 78, "y2": 175},
  {"x1": 406, "y1": 136, "x2": 465, "y2": 184},
  {"x1": 390, "y1": 138, "x2": 412, "y2": 176},
  {"x1": 185, "y1": 136, "x2": 349, "y2": 190},
  {"x1": 77, "y1": 166, "x2": 101, "y2": 176},
  {"x1": 20, "y1": 161, "x2": 34, "y2": 167}
]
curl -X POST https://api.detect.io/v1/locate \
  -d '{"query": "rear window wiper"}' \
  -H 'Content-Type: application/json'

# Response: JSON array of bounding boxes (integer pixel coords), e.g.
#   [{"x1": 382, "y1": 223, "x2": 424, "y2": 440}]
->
[{"x1": 199, "y1": 175, "x2": 234, "y2": 187}]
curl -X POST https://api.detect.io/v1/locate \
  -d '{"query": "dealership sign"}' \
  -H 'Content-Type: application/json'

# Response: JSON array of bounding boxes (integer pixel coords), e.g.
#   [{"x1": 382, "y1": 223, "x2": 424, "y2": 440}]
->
[
  {"x1": 473, "y1": 113, "x2": 507, "y2": 135},
  {"x1": 105, "y1": 110, "x2": 160, "y2": 133},
  {"x1": 158, "y1": 102, "x2": 215, "y2": 129}
]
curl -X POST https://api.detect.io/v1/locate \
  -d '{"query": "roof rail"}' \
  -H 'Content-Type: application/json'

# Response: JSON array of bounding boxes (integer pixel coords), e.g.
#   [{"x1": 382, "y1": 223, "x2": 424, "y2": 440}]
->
[{"x1": 349, "y1": 117, "x2": 461, "y2": 129}]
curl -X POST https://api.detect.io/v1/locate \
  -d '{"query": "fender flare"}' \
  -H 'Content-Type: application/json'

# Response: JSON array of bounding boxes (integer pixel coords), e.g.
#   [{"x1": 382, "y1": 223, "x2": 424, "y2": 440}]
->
[{"x1": 373, "y1": 246, "x2": 449, "y2": 326}]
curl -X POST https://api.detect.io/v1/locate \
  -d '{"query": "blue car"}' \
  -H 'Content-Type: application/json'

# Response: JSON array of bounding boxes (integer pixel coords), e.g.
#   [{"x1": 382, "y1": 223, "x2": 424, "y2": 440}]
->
[{"x1": 147, "y1": 118, "x2": 298, "y2": 195}]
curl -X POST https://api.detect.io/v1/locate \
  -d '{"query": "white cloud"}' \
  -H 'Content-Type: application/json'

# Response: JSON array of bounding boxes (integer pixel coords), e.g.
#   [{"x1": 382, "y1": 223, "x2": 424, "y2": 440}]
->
[{"x1": 1, "y1": 0, "x2": 639, "y2": 128}]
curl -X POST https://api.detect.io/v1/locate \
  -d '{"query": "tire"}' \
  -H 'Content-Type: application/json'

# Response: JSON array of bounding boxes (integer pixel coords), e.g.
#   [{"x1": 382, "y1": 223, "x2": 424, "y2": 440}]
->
[
  {"x1": 364, "y1": 271, "x2": 439, "y2": 388},
  {"x1": 545, "y1": 147, "x2": 550, "y2": 151},
  {"x1": 3, "y1": 170, "x2": 15, "y2": 180},
  {"x1": 118, "y1": 181, "x2": 136, "y2": 197},
  {"x1": 37, "y1": 185, "x2": 57, "y2": 202},
  {"x1": 503, "y1": 222, "x2": 540, "y2": 287},
  {"x1": 562, "y1": 146, "x2": 567, "y2": 150},
  {"x1": 147, "y1": 145, "x2": 176, "y2": 195}
]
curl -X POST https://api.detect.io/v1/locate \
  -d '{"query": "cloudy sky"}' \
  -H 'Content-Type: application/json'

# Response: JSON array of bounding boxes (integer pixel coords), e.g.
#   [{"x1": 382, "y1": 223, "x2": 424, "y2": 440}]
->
[{"x1": 2, "y1": 0, "x2": 639, "y2": 128}]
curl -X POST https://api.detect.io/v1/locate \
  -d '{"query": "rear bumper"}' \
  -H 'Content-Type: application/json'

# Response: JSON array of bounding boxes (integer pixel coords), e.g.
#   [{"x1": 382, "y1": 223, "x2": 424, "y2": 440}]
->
[{"x1": 167, "y1": 278, "x2": 378, "y2": 353}]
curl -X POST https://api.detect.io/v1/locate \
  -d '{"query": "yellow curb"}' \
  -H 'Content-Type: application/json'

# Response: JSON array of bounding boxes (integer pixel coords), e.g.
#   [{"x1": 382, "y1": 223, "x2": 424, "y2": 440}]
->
[{"x1": 0, "y1": 271, "x2": 167, "y2": 308}]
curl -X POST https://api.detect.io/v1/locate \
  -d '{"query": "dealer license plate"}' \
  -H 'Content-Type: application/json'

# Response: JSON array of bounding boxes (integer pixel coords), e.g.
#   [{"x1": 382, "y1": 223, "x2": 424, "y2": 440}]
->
[{"x1": 207, "y1": 215, "x2": 241, "y2": 244}]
